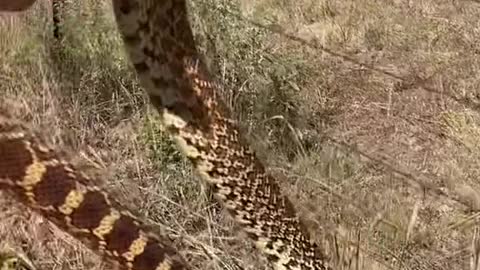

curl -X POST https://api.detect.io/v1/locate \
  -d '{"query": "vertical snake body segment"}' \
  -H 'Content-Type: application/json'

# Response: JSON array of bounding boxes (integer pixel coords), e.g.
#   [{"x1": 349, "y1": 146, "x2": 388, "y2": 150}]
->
[
  {"x1": 112, "y1": 0, "x2": 330, "y2": 269},
  {"x1": 52, "y1": 0, "x2": 63, "y2": 39}
]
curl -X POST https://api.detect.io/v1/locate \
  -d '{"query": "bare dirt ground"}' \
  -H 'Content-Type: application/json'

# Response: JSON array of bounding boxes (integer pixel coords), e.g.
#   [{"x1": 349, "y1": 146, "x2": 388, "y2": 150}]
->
[{"x1": 1, "y1": 0, "x2": 480, "y2": 269}]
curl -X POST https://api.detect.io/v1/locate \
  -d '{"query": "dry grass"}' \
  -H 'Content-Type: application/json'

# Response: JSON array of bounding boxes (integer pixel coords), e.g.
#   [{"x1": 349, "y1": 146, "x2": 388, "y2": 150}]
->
[{"x1": 1, "y1": 0, "x2": 480, "y2": 269}]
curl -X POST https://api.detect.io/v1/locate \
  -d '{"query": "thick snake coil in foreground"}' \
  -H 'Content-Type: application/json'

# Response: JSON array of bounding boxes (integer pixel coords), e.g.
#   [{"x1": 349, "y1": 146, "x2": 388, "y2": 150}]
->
[
  {"x1": 0, "y1": 0, "x2": 331, "y2": 269},
  {"x1": 0, "y1": 116, "x2": 188, "y2": 270}
]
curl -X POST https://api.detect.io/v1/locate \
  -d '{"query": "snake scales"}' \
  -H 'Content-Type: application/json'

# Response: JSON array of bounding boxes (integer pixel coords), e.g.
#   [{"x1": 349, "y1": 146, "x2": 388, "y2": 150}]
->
[{"x1": 0, "y1": 0, "x2": 330, "y2": 269}]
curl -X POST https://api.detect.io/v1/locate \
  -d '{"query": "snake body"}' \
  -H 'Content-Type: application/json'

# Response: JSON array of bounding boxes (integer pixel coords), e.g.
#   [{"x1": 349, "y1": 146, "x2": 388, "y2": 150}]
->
[
  {"x1": 112, "y1": 0, "x2": 328, "y2": 269},
  {"x1": 52, "y1": 0, "x2": 63, "y2": 39},
  {"x1": 0, "y1": 116, "x2": 189, "y2": 270},
  {"x1": 0, "y1": 0, "x2": 330, "y2": 269}
]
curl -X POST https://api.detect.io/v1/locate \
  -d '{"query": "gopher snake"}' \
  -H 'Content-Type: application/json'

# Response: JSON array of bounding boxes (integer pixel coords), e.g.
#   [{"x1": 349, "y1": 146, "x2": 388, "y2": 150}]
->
[
  {"x1": 52, "y1": 0, "x2": 63, "y2": 39},
  {"x1": 0, "y1": 0, "x2": 329, "y2": 269}
]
